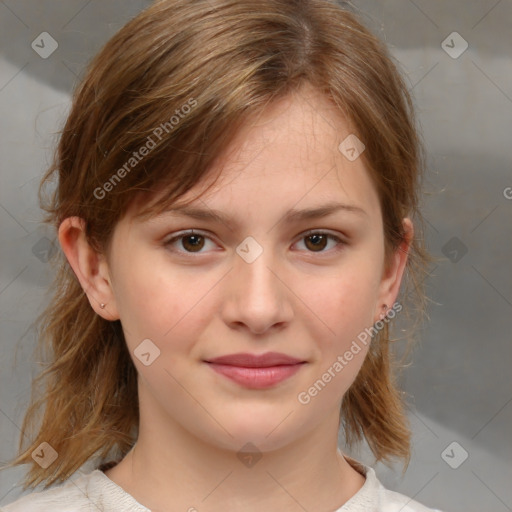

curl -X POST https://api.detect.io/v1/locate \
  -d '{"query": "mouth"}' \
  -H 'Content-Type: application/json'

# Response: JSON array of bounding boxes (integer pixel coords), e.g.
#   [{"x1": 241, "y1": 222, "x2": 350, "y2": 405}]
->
[{"x1": 203, "y1": 352, "x2": 307, "y2": 389}]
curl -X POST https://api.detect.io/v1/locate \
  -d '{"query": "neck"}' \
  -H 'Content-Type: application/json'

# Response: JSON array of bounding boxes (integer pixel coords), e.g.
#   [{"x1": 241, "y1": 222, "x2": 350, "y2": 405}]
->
[
  {"x1": 104, "y1": 384, "x2": 365, "y2": 512},
  {"x1": 105, "y1": 418, "x2": 365, "y2": 511}
]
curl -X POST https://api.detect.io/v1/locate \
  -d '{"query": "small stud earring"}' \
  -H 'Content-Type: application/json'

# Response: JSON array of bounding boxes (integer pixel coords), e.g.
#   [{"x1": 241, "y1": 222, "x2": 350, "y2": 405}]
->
[
  {"x1": 380, "y1": 303, "x2": 388, "y2": 320},
  {"x1": 100, "y1": 303, "x2": 106, "y2": 309}
]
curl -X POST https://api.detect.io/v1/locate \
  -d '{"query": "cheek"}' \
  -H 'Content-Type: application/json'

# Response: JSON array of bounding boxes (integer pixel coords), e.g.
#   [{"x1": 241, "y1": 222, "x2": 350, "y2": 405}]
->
[
  {"x1": 113, "y1": 261, "x2": 166, "y2": 342},
  {"x1": 291, "y1": 257, "x2": 383, "y2": 399},
  {"x1": 111, "y1": 250, "x2": 217, "y2": 351},
  {"x1": 296, "y1": 256, "x2": 382, "y2": 340}
]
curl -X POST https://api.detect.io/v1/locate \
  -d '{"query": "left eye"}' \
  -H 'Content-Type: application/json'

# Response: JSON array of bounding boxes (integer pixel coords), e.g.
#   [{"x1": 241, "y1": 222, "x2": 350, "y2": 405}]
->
[
  {"x1": 164, "y1": 230, "x2": 343, "y2": 254},
  {"x1": 294, "y1": 231, "x2": 344, "y2": 253}
]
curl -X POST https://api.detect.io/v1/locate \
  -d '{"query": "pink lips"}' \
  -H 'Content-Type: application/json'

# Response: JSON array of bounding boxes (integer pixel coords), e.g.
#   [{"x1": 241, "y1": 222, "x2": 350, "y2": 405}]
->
[{"x1": 204, "y1": 352, "x2": 306, "y2": 389}]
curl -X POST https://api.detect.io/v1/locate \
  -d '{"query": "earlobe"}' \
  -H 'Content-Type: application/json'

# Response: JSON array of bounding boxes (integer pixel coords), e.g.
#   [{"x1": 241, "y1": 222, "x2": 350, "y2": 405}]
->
[
  {"x1": 58, "y1": 217, "x2": 119, "y2": 320},
  {"x1": 375, "y1": 218, "x2": 413, "y2": 322}
]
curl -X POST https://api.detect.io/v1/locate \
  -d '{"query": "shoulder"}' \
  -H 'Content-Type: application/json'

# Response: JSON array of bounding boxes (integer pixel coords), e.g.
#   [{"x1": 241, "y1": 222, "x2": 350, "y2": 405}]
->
[
  {"x1": 340, "y1": 457, "x2": 443, "y2": 512},
  {"x1": 1, "y1": 469, "x2": 149, "y2": 512},
  {"x1": 0, "y1": 471, "x2": 105, "y2": 512},
  {"x1": 1, "y1": 471, "x2": 99, "y2": 512},
  {"x1": 377, "y1": 484, "x2": 443, "y2": 512}
]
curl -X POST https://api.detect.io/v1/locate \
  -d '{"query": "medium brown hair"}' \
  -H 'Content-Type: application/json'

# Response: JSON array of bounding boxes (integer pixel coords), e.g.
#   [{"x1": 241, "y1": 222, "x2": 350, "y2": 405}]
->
[{"x1": 4, "y1": 0, "x2": 429, "y2": 489}]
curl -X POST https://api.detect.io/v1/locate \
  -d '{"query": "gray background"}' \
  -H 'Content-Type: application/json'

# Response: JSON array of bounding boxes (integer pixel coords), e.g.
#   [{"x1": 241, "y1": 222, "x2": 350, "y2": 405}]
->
[{"x1": 0, "y1": 1, "x2": 511, "y2": 511}]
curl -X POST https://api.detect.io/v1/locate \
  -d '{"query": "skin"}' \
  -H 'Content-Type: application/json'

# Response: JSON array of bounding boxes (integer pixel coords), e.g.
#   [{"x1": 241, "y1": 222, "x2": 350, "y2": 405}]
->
[{"x1": 59, "y1": 84, "x2": 412, "y2": 512}]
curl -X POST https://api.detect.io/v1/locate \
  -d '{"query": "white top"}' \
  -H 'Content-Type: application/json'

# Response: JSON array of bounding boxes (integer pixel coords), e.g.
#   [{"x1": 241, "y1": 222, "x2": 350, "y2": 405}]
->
[{"x1": 1, "y1": 459, "x2": 442, "y2": 512}]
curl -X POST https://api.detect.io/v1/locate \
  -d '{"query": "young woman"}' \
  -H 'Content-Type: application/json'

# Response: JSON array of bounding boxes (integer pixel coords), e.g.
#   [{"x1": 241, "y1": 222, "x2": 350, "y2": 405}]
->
[{"x1": 2, "y1": 0, "x2": 441, "y2": 510}]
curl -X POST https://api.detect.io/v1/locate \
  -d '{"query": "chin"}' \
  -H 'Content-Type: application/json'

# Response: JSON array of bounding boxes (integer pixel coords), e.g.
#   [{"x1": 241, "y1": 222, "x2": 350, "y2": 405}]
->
[{"x1": 206, "y1": 414, "x2": 304, "y2": 453}]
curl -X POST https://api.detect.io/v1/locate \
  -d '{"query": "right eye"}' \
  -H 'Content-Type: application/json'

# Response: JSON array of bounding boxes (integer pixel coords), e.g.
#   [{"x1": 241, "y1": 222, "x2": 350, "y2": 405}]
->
[{"x1": 163, "y1": 230, "x2": 219, "y2": 254}]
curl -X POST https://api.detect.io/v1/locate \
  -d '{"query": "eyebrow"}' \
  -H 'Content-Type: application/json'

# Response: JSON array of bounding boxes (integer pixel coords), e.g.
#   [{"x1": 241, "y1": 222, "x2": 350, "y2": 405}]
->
[{"x1": 159, "y1": 201, "x2": 367, "y2": 230}]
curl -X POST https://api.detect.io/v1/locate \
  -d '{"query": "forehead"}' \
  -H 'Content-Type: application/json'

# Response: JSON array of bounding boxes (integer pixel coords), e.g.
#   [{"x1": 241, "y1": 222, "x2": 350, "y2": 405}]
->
[{"x1": 127, "y1": 85, "x2": 380, "y2": 226}]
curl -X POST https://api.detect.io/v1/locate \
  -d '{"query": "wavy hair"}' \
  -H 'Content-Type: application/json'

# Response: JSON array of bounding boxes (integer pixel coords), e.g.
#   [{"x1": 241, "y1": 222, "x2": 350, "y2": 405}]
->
[{"x1": 3, "y1": 0, "x2": 429, "y2": 489}]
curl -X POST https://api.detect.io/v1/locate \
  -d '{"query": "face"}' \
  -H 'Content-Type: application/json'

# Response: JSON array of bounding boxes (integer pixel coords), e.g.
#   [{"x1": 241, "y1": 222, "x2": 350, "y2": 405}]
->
[{"x1": 78, "y1": 86, "x2": 409, "y2": 454}]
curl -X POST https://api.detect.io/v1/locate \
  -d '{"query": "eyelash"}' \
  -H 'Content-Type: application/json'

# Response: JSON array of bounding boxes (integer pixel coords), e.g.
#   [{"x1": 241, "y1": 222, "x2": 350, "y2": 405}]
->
[{"x1": 163, "y1": 229, "x2": 345, "y2": 256}]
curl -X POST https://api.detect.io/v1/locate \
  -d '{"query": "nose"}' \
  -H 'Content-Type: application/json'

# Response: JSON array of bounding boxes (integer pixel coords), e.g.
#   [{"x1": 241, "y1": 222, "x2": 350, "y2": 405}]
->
[{"x1": 220, "y1": 239, "x2": 293, "y2": 335}]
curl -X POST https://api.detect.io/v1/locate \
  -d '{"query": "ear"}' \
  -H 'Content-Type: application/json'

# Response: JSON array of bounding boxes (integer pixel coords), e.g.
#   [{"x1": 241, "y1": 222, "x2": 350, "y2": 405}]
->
[
  {"x1": 374, "y1": 218, "x2": 413, "y2": 323},
  {"x1": 58, "y1": 216, "x2": 119, "y2": 321}
]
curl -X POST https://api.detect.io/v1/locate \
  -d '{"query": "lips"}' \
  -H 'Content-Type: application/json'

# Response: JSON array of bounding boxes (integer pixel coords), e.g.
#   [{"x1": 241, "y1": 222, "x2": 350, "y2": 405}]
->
[
  {"x1": 204, "y1": 352, "x2": 305, "y2": 367},
  {"x1": 204, "y1": 352, "x2": 306, "y2": 389}
]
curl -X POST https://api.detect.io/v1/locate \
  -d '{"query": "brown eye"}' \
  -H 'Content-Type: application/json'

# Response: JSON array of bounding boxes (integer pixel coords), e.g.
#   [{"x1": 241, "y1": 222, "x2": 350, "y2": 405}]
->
[
  {"x1": 295, "y1": 231, "x2": 344, "y2": 254},
  {"x1": 164, "y1": 230, "x2": 214, "y2": 254},
  {"x1": 181, "y1": 234, "x2": 205, "y2": 252},
  {"x1": 304, "y1": 233, "x2": 328, "y2": 252}
]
